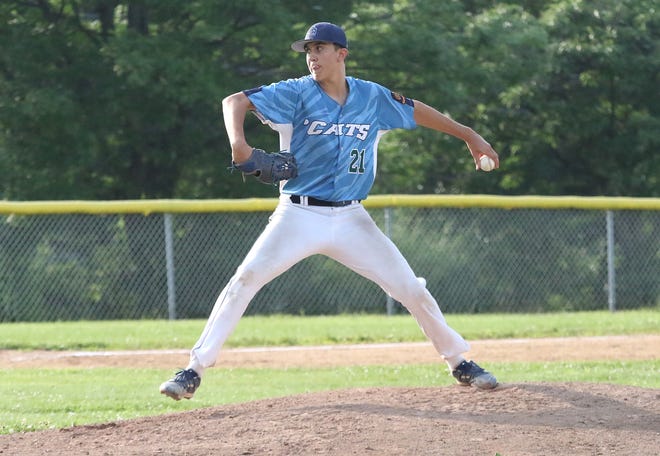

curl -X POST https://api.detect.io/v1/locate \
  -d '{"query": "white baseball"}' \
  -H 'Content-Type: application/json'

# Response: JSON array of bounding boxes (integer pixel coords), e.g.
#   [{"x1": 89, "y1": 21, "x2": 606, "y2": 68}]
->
[{"x1": 479, "y1": 155, "x2": 496, "y2": 172}]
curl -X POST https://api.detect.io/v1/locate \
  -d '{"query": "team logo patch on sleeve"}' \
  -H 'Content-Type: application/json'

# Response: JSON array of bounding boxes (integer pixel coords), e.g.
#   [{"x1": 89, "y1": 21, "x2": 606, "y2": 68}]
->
[
  {"x1": 391, "y1": 91, "x2": 414, "y2": 107},
  {"x1": 244, "y1": 86, "x2": 263, "y2": 96}
]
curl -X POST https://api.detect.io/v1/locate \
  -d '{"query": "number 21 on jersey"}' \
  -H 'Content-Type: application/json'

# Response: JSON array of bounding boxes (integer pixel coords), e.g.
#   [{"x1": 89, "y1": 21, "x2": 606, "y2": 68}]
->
[{"x1": 349, "y1": 149, "x2": 366, "y2": 174}]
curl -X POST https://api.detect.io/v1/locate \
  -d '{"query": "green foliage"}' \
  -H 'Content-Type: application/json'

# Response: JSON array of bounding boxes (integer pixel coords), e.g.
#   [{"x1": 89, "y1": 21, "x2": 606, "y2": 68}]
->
[
  {"x1": 0, "y1": 214, "x2": 169, "y2": 321},
  {"x1": 0, "y1": 1, "x2": 356, "y2": 200},
  {"x1": 1, "y1": 1, "x2": 658, "y2": 199},
  {"x1": 501, "y1": 0, "x2": 660, "y2": 196}
]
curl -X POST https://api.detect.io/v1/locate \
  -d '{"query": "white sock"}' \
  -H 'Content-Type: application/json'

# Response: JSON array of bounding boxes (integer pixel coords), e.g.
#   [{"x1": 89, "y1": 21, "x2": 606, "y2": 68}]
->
[
  {"x1": 186, "y1": 362, "x2": 205, "y2": 378},
  {"x1": 445, "y1": 355, "x2": 466, "y2": 370}
]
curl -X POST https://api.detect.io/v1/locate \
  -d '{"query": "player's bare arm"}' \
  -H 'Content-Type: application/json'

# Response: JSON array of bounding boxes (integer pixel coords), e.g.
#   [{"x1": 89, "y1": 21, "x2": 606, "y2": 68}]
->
[
  {"x1": 221, "y1": 92, "x2": 255, "y2": 164},
  {"x1": 413, "y1": 100, "x2": 499, "y2": 170}
]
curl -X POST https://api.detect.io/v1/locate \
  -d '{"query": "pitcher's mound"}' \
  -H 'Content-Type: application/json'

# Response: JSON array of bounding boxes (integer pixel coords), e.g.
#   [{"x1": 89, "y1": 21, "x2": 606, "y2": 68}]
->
[{"x1": 2, "y1": 382, "x2": 658, "y2": 455}]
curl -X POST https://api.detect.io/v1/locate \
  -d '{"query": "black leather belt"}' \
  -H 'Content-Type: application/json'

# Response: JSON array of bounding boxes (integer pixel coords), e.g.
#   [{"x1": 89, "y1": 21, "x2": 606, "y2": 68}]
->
[{"x1": 290, "y1": 195, "x2": 359, "y2": 207}]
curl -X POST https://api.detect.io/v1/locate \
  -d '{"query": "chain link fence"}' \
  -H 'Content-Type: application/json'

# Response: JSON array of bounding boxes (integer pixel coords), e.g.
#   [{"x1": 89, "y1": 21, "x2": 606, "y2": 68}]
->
[{"x1": 1, "y1": 196, "x2": 658, "y2": 322}]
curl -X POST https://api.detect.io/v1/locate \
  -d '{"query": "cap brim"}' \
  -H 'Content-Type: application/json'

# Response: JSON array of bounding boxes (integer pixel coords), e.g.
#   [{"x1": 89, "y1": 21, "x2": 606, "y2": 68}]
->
[
  {"x1": 291, "y1": 39, "x2": 312, "y2": 52},
  {"x1": 291, "y1": 39, "x2": 347, "y2": 52}
]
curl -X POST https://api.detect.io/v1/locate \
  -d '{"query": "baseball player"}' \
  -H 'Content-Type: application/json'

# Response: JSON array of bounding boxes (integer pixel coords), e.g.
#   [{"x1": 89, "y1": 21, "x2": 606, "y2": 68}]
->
[{"x1": 161, "y1": 22, "x2": 499, "y2": 400}]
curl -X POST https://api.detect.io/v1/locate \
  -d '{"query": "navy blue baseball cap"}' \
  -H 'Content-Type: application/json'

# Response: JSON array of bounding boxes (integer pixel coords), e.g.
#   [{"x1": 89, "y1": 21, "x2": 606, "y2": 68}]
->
[{"x1": 291, "y1": 22, "x2": 348, "y2": 52}]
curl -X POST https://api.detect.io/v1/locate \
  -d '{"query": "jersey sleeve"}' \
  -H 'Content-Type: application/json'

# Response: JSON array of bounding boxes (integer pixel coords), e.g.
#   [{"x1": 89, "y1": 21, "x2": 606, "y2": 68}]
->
[
  {"x1": 375, "y1": 84, "x2": 417, "y2": 131},
  {"x1": 244, "y1": 79, "x2": 300, "y2": 125}
]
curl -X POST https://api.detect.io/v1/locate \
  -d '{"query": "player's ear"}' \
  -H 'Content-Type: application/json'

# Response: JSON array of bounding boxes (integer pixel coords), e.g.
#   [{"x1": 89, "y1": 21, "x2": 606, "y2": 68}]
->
[{"x1": 338, "y1": 47, "x2": 349, "y2": 61}]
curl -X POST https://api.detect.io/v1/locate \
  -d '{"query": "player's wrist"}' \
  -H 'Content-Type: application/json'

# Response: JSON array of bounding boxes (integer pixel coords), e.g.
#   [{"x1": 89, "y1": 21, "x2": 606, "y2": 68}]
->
[
  {"x1": 231, "y1": 143, "x2": 253, "y2": 164},
  {"x1": 459, "y1": 126, "x2": 480, "y2": 143}
]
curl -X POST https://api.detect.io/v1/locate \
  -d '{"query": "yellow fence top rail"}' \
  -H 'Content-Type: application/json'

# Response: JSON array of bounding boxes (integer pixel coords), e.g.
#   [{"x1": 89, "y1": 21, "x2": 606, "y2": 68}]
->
[{"x1": 0, "y1": 195, "x2": 659, "y2": 215}]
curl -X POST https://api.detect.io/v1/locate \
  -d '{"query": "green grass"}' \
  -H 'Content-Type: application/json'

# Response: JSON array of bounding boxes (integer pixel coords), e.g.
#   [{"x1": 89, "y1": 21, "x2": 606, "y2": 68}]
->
[
  {"x1": 1, "y1": 309, "x2": 658, "y2": 435},
  {"x1": 1, "y1": 309, "x2": 658, "y2": 351},
  {"x1": 2, "y1": 360, "x2": 658, "y2": 434}
]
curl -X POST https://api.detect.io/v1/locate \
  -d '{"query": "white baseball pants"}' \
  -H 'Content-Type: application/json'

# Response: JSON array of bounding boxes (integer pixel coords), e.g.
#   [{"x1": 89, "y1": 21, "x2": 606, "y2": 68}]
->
[{"x1": 188, "y1": 195, "x2": 469, "y2": 375}]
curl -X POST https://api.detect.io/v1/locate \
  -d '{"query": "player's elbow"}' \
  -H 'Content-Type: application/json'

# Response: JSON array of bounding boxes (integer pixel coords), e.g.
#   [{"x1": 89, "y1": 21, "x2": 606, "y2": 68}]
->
[{"x1": 222, "y1": 92, "x2": 253, "y2": 113}]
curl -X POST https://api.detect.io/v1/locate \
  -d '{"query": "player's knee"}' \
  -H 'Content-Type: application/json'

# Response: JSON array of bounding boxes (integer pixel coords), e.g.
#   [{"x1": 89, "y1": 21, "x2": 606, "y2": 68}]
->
[
  {"x1": 229, "y1": 266, "x2": 257, "y2": 293},
  {"x1": 391, "y1": 277, "x2": 428, "y2": 306},
  {"x1": 233, "y1": 262, "x2": 273, "y2": 293}
]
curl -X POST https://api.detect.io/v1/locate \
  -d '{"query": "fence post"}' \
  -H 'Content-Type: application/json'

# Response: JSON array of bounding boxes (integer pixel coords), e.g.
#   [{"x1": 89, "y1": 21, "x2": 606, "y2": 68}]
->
[
  {"x1": 164, "y1": 213, "x2": 177, "y2": 320},
  {"x1": 384, "y1": 207, "x2": 395, "y2": 316},
  {"x1": 606, "y1": 210, "x2": 616, "y2": 312}
]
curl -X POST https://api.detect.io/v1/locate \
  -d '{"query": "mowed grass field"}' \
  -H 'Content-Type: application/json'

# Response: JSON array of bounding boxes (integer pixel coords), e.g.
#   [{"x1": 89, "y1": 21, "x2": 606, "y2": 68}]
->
[{"x1": 1, "y1": 310, "x2": 658, "y2": 434}]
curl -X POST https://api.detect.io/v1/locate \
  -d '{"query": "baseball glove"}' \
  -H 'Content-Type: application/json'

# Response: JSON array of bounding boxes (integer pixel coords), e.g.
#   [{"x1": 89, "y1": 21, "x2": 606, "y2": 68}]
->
[{"x1": 231, "y1": 148, "x2": 298, "y2": 185}]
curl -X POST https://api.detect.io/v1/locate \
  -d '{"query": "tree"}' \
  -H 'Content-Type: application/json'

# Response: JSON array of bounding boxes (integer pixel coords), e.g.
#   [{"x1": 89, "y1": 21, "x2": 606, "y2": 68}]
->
[
  {"x1": 0, "y1": 1, "x2": 357, "y2": 200},
  {"x1": 498, "y1": 0, "x2": 660, "y2": 196},
  {"x1": 349, "y1": 1, "x2": 550, "y2": 195},
  {"x1": 1, "y1": 1, "x2": 658, "y2": 199}
]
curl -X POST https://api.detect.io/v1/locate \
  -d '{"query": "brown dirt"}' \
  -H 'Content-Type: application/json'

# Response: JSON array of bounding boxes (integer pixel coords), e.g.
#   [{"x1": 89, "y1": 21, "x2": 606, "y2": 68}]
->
[{"x1": 1, "y1": 335, "x2": 659, "y2": 456}]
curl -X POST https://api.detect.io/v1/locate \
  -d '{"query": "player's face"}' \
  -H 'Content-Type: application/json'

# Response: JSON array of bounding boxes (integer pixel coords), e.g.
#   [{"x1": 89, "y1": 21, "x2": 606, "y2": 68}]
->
[{"x1": 305, "y1": 42, "x2": 343, "y2": 81}]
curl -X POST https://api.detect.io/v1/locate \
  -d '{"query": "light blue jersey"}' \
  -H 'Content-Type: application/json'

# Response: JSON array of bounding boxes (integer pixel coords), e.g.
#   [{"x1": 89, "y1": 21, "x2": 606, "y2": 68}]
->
[{"x1": 245, "y1": 75, "x2": 416, "y2": 201}]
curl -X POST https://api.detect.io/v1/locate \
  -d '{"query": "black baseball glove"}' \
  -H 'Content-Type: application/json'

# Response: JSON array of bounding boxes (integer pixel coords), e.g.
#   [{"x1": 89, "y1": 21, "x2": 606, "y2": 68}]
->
[{"x1": 231, "y1": 148, "x2": 298, "y2": 185}]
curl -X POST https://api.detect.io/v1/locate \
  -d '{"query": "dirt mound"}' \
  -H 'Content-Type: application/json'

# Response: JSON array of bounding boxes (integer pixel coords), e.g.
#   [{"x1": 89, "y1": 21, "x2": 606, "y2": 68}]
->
[
  {"x1": 2, "y1": 336, "x2": 659, "y2": 455},
  {"x1": 2, "y1": 382, "x2": 658, "y2": 456}
]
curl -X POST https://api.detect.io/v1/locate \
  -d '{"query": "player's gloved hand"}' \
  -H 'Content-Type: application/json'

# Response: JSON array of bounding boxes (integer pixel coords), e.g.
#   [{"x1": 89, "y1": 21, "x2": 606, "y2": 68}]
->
[{"x1": 231, "y1": 148, "x2": 298, "y2": 185}]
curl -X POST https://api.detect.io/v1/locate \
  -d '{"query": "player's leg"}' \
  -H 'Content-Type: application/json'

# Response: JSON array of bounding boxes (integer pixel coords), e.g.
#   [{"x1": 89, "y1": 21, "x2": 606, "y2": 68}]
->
[
  {"x1": 161, "y1": 200, "x2": 328, "y2": 399},
  {"x1": 325, "y1": 205, "x2": 468, "y2": 357},
  {"x1": 326, "y1": 205, "x2": 497, "y2": 389},
  {"x1": 189, "y1": 201, "x2": 331, "y2": 372}
]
